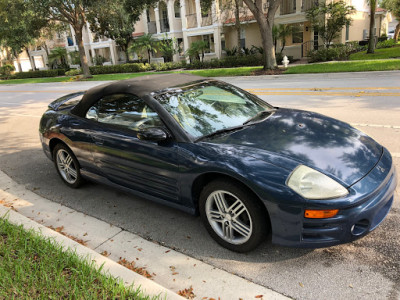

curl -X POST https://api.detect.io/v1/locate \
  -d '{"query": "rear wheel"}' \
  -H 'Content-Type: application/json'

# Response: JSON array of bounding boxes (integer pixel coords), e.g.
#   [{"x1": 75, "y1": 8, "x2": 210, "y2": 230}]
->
[
  {"x1": 199, "y1": 179, "x2": 269, "y2": 252},
  {"x1": 53, "y1": 144, "x2": 83, "y2": 188}
]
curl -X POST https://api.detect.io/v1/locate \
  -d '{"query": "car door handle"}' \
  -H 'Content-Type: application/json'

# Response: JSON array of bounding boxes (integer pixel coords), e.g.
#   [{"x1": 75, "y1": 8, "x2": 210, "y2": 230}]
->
[{"x1": 92, "y1": 136, "x2": 104, "y2": 145}]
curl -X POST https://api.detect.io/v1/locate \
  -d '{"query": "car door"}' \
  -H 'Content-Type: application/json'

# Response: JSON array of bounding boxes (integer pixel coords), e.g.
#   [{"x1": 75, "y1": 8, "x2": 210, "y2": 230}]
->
[{"x1": 85, "y1": 93, "x2": 181, "y2": 204}]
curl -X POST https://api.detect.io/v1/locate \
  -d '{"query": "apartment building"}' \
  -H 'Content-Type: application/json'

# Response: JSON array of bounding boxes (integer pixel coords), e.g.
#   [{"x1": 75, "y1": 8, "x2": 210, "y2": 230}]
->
[{"x1": 1, "y1": 0, "x2": 391, "y2": 70}]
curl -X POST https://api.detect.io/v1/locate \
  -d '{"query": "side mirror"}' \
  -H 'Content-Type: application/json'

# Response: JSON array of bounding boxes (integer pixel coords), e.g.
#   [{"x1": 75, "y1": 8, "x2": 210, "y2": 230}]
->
[{"x1": 137, "y1": 127, "x2": 168, "y2": 142}]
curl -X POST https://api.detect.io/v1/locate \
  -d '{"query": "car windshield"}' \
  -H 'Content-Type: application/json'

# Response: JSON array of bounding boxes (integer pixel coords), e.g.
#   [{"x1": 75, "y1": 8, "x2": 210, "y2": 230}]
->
[{"x1": 155, "y1": 81, "x2": 273, "y2": 139}]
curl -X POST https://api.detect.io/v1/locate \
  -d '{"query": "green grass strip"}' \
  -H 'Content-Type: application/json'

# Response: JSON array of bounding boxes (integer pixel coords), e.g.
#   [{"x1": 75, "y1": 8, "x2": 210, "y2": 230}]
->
[
  {"x1": 0, "y1": 217, "x2": 159, "y2": 299},
  {"x1": 284, "y1": 59, "x2": 400, "y2": 74},
  {"x1": 349, "y1": 45, "x2": 400, "y2": 60}
]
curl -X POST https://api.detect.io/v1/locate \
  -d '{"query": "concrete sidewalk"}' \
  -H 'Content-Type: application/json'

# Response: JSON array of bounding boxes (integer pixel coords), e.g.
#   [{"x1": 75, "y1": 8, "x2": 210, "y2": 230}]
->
[{"x1": 0, "y1": 169, "x2": 289, "y2": 300}]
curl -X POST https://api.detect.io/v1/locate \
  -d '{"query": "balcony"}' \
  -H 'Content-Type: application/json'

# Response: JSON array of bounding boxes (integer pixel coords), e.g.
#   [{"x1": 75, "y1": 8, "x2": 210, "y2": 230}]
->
[
  {"x1": 201, "y1": 14, "x2": 212, "y2": 26},
  {"x1": 186, "y1": 13, "x2": 197, "y2": 29},
  {"x1": 147, "y1": 21, "x2": 157, "y2": 34},
  {"x1": 160, "y1": 19, "x2": 170, "y2": 33},
  {"x1": 302, "y1": 0, "x2": 318, "y2": 11},
  {"x1": 280, "y1": 0, "x2": 296, "y2": 15}
]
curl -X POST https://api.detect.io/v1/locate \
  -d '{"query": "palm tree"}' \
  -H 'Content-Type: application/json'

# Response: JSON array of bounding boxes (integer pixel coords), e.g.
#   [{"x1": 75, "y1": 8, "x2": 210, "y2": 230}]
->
[
  {"x1": 48, "y1": 47, "x2": 69, "y2": 69},
  {"x1": 130, "y1": 33, "x2": 158, "y2": 63},
  {"x1": 186, "y1": 40, "x2": 209, "y2": 62},
  {"x1": 367, "y1": 0, "x2": 377, "y2": 53}
]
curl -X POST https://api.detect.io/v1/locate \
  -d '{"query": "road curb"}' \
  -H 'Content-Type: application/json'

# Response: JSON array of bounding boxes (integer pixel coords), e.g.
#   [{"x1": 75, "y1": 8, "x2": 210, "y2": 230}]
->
[{"x1": 0, "y1": 205, "x2": 184, "y2": 300}]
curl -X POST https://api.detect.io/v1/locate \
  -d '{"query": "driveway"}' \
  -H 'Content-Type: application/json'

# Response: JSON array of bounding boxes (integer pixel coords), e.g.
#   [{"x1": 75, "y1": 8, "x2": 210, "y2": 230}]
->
[{"x1": 0, "y1": 71, "x2": 399, "y2": 300}]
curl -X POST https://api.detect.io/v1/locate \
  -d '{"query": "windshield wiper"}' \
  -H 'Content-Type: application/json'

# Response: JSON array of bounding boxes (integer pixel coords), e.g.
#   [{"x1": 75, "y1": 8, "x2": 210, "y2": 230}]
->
[
  {"x1": 196, "y1": 125, "x2": 245, "y2": 142},
  {"x1": 243, "y1": 110, "x2": 274, "y2": 126}
]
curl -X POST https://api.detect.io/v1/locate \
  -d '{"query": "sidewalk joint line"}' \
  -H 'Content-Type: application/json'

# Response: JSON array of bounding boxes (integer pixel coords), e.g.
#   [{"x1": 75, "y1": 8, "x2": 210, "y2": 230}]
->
[{"x1": 93, "y1": 228, "x2": 124, "y2": 251}]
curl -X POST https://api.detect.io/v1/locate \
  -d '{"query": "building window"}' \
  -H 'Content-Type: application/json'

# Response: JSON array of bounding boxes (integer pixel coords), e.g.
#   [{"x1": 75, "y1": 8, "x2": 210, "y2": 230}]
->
[
  {"x1": 174, "y1": 0, "x2": 181, "y2": 18},
  {"x1": 345, "y1": 24, "x2": 350, "y2": 41},
  {"x1": 177, "y1": 38, "x2": 184, "y2": 55},
  {"x1": 221, "y1": 33, "x2": 226, "y2": 51},
  {"x1": 291, "y1": 23, "x2": 303, "y2": 44},
  {"x1": 240, "y1": 28, "x2": 246, "y2": 49},
  {"x1": 202, "y1": 34, "x2": 215, "y2": 53},
  {"x1": 146, "y1": 9, "x2": 151, "y2": 23}
]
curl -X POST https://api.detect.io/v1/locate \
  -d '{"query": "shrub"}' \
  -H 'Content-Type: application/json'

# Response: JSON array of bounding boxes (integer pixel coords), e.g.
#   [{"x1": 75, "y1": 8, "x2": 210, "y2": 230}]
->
[
  {"x1": 65, "y1": 69, "x2": 82, "y2": 76},
  {"x1": 154, "y1": 61, "x2": 183, "y2": 71},
  {"x1": 308, "y1": 44, "x2": 354, "y2": 62},
  {"x1": 93, "y1": 55, "x2": 107, "y2": 66},
  {"x1": 88, "y1": 63, "x2": 152, "y2": 75},
  {"x1": 378, "y1": 34, "x2": 388, "y2": 42},
  {"x1": 376, "y1": 39, "x2": 396, "y2": 49},
  {"x1": 186, "y1": 55, "x2": 263, "y2": 69},
  {"x1": 10, "y1": 69, "x2": 66, "y2": 79},
  {"x1": 0, "y1": 64, "x2": 15, "y2": 78}
]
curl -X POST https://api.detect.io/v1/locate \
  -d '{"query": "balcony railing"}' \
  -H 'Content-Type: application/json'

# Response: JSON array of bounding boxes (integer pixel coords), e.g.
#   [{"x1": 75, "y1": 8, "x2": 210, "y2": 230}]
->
[
  {"x1": 147, "y1": 21, "x2": 157, "y2": 34},
  {"x1": 186, "y1": 13, "x2": 197, "y2": 28},
  {"x1": 201, "y1": 14, "x2": 212, "y2": 26},
  {"x1": 160, "y1": 19, "x2": 170, "y2": 33},
  {"x1": 301, "y1": 0, "x2": 318, "y2": 12},
  {"x1": 280, "y1": 0, "x2": 296, "y2": 15}
]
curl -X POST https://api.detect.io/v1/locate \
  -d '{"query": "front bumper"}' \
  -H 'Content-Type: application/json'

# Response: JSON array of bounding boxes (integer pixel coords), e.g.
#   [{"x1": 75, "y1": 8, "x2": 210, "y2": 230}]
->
[{"x1": 271, "y1": 148, "x2": 397, "y2": 248}]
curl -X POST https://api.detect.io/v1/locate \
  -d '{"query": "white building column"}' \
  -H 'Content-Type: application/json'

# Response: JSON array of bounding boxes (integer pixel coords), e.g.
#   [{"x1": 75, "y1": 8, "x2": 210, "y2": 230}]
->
[
  {"x1": 211, "y1": 0, "x2": 217, "y2": 24},
  {"x1": 155, "y1": 7, "x2": 161, "y2": 34},
  {"x1": 167, "y1": 0, "x2": 175, "y2": 33},
  {"x1": 195, "y1": 0, "x2": 202, "y2": 28},
  {"x1": 180, "y1": 0, "x2": 188, "y2": 29},
  {"x1": 142, "y1": 11, "x2": 149, "y2": 33},
  {"x1": 296, "y1": 0, "x2": 301, "y2": 13},
  {"x1": 213, "y1": 27, "x2": 222, "y2": 58},
  {"x1": 109, "y1": 41, "x2": 118, "y2": 65}
]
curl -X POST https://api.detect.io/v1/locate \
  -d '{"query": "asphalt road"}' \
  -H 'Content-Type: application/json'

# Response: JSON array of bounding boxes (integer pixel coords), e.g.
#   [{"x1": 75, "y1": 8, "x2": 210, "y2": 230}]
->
[{"x1": 0, "y1": 71, "x2": 399, "y2": 300}]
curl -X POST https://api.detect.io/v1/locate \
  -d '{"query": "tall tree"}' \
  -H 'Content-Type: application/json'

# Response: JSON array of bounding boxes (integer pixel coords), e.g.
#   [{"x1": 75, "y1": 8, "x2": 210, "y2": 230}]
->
[
  {"x1": 28, "y1": 0, "x2": 100, "y2": 78},
  {"x1": 0, "y1": 0, "x2": 46, "y2": 72},
  {"x1": 307, "y1": 1, "x2": 355, "y2": 48},
  {"x1": 241, "y1": 0, "x2": 281, "y2": 69},
  {"x1": 219, "y1": 0, "x2": 251, "y2": 55},
  {"x1": 367, "y1": 0, "x2": 377, "y2": 53},
  {"x1": 381, "y1": 0, "x2": 400, "y2": 41},
  {"x1": 87, "y1": 2, "x2": 136, "y2": 62}
]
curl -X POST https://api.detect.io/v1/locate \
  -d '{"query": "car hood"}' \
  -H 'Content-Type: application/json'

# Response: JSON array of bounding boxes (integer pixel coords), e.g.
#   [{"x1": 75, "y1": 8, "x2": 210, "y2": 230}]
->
[{"x1": 207, "y1": 108, "x2": 382, "y2": 186}]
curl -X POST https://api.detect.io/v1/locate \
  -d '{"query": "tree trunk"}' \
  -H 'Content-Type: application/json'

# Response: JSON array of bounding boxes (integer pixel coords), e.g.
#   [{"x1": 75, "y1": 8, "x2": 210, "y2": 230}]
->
[
  {"x1": 13, "y1": 50, "x2": 22, "y2": 72},
  {"x1": 74, "y1": 27, "x2": 92, "y2": 78},
  {"x1": 124, "y1": 47, "x2": 130, "y2": 63},
  {"x1": 148, "y1": 49, "x2": 151, "y2": 63},
  {"x1": 26, "y1": 47, "x2": 36, "y2": 71},
  {"x1": 260, "y1": 22, "x2": 277, "y2": 70},
  {"x1": 242, "y1": 0, "x2": 279, "y2": 70},
  {"x1": 234, "y1": 0, "x2": 241, "y2": 54},
  {"x1": 367, "y1": 2, "x2": 376, "y2": 54},
  {"x1": 394, "y1": 22, "x2": 400, "y2": 42}
]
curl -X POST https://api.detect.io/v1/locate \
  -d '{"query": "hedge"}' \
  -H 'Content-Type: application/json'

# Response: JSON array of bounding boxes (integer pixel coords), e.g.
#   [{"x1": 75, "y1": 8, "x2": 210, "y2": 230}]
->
[
  {"x1": 10, "y1": 69, "x2": 66, "y2": 79},
  {"x1": 88, "y1": 63, "x2": 153, "y2": 75}
]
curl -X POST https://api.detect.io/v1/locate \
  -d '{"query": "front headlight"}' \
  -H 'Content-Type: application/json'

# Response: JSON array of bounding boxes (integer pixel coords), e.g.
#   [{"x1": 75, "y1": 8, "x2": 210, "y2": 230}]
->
[{"x1": 287, "y1": 165, "x2": 348, "y2": 199}]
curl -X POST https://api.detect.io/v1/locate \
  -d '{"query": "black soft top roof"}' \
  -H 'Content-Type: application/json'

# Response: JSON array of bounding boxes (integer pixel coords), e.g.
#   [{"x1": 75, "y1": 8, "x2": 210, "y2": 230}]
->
[{"x1": 71, "y1": 73, "x2": 206, "y2": 117}]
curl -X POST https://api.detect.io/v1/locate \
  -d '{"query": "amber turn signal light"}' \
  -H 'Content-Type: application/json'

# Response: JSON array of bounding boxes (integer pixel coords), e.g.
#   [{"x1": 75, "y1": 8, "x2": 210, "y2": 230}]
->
[{"x1": 304, "y1": 209, "x2": 339, "y2": 219}]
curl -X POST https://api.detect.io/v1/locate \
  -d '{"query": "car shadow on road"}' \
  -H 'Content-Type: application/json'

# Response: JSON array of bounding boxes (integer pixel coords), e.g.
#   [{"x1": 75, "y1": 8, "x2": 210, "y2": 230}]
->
[{"x1": 0, "y1": 148, "x2": 314, "y2": 263}]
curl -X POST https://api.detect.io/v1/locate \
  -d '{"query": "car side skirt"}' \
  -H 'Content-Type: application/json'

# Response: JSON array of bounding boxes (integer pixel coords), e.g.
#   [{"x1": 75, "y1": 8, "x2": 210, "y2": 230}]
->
[{"x1": 80, "y1": 169, "x2": 196, "y2": 215}]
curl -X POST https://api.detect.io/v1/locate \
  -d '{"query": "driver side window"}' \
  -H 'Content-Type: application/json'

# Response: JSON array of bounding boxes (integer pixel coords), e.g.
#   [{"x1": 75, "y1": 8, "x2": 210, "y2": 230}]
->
[{"x1": 86, "y1": 93, "x2": 163, "y2": 131}]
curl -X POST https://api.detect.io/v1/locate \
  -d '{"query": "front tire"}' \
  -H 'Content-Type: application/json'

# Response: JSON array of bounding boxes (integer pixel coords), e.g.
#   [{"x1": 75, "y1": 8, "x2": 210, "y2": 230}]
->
[
  {"x1": 53, "y1": 144, "x2": 83, "y2": 188},
  {"x1": 199, "y1": 179, "x2": 269, "y2": 252}
]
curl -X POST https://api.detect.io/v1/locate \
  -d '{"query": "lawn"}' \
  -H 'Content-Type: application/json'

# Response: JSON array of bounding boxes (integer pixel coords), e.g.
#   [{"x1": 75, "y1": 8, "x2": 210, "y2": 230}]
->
[
  {"x1": 1, "y1": 56, "x2": 399, "y2": 85},
  {"x1": 0, "y1": 217, "x2": 157, "y2": 299},
  {"x1": 0, "y1": 66, "x2": 263, "y2": 85},
  {"x1": 284, "y1": 59, "x2": 400, "y2": 74},
  {"x1": 349, "y1": 45, "x2": 400, "y2": 60}
]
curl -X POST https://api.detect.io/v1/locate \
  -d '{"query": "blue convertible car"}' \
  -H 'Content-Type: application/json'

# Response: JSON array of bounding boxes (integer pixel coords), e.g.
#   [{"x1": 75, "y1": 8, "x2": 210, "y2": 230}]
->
[{"x1": 39, "y1": 74, "x2": 397, "y2": 252}]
